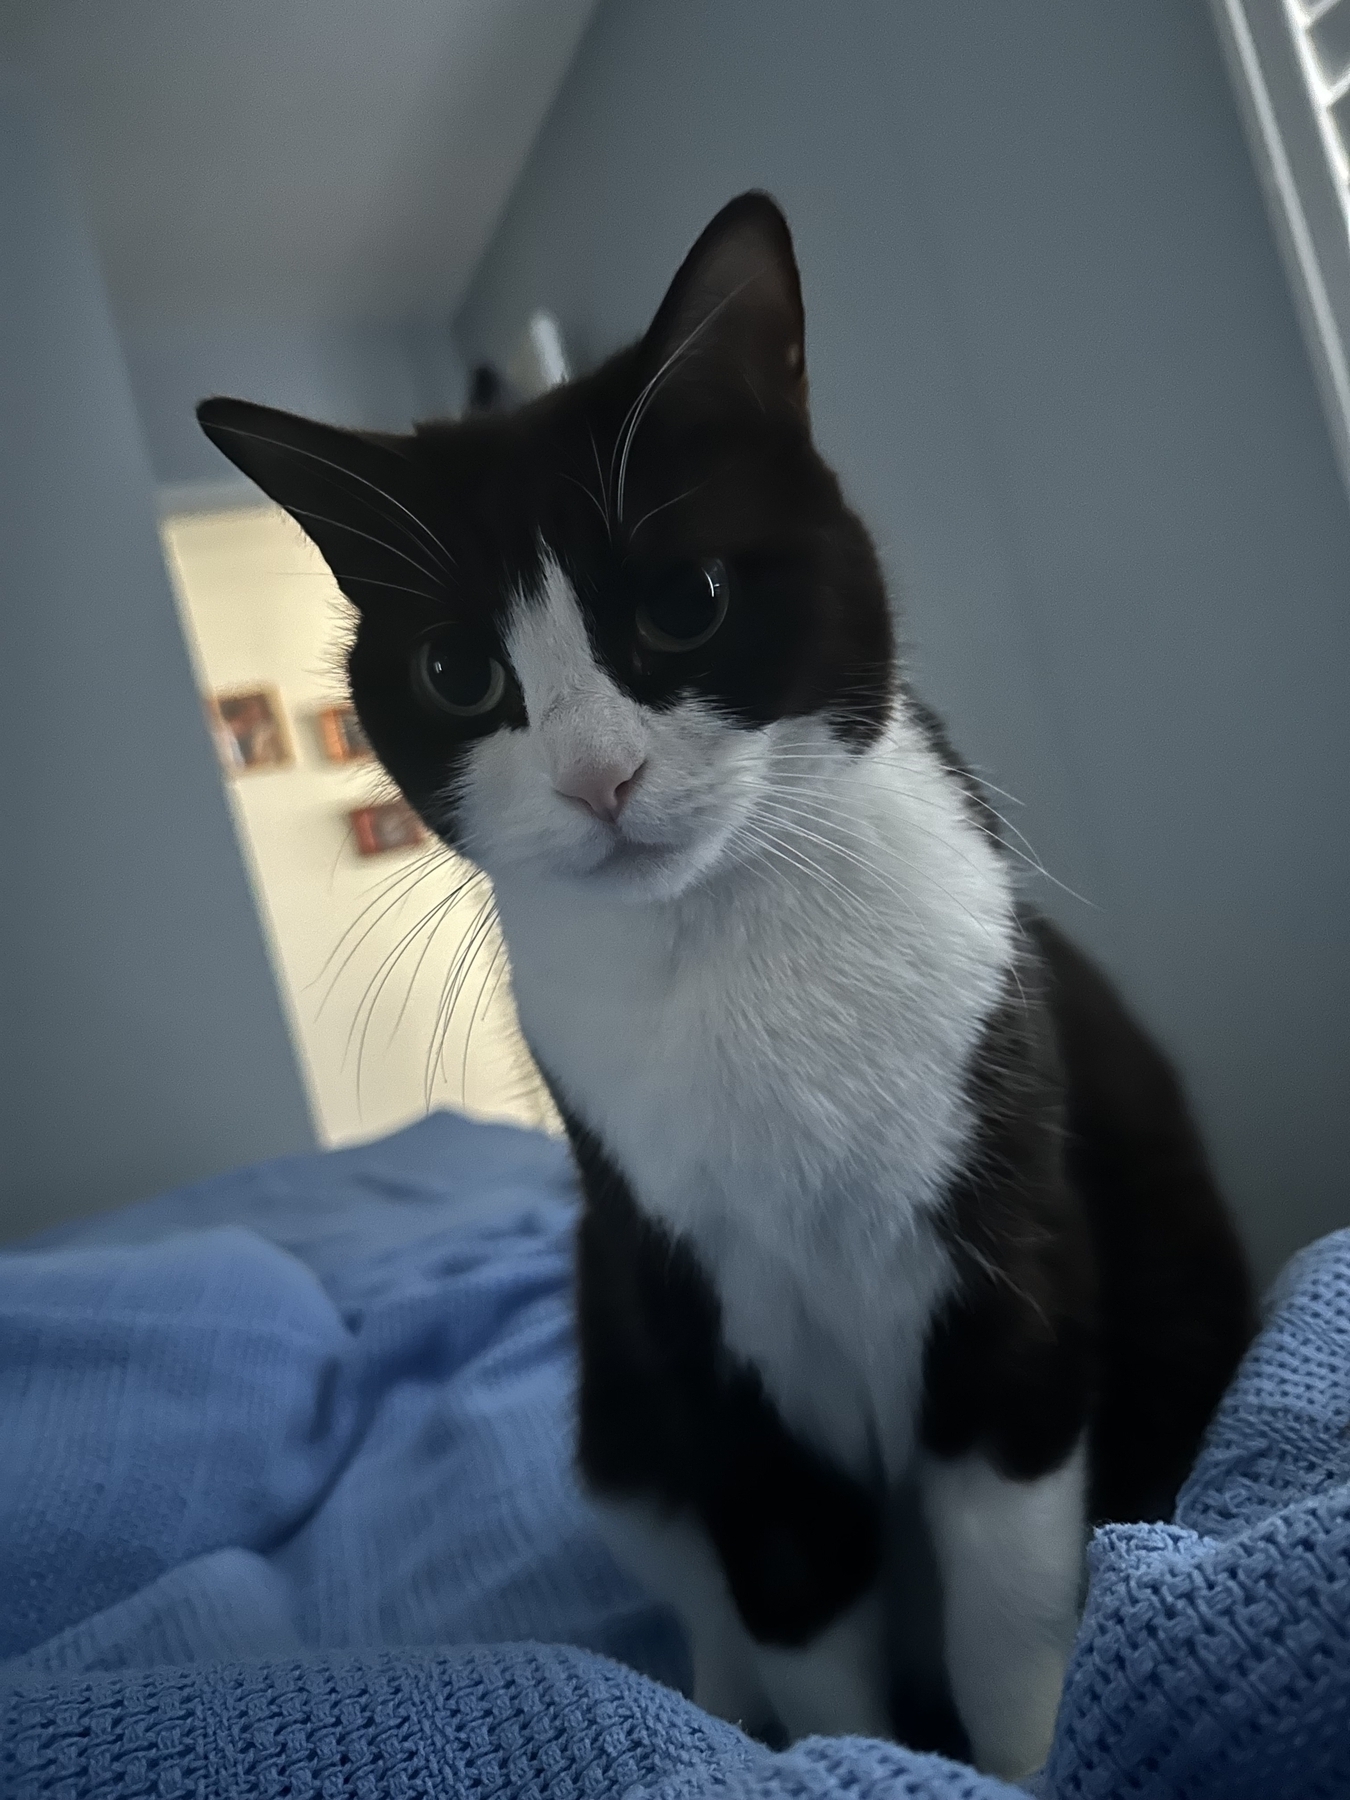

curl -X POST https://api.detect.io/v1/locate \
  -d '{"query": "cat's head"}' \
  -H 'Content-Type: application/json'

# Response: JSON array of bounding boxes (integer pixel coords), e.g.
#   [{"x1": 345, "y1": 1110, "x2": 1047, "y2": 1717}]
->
[{"x1": 199, "y1": 193, "x2": 894, "y2": 903}]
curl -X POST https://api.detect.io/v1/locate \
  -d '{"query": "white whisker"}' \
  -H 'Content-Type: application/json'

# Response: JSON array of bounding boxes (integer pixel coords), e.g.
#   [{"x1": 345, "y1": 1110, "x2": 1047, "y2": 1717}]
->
[
  {"x1": 206, "y1": 422, "x2": 456, "y2": 573},
  {"x1": 628, "y1": 481, "x2": 705, "y2": 542},
  {"x1": 614, "y1": 277, "x2": 757, "y2": 523},
  {"x1": 314, "y1": 855, "x2": 453, "y2": 1013},
  {"x1": 285, "y1": 505, "x2": 447, "y2": 589},
  {"x1": 753, "y1": 796, "x2": 998, "y2": 945},
  {"x1": 560, "y1": 472, "x2": 610, "y2": 534},
  {"x1": 588, "y1": 424, "x2": 614, "y2": 541}
]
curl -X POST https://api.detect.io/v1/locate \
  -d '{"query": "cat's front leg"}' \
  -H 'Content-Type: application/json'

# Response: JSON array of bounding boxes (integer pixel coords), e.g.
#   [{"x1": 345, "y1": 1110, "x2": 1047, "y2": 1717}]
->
[
  {"x1": 919, "y1": 1441, "x2": 1086, "y2": 1779},
  {"x1": 572, "y1": 1123, "x2": 892, "y2": 1742},
  {"x1": 751, "y1": 1588, "x2": 891, "y2": 1741},
  {"x1": 594, "y1": 1496, "x2": 890, "y2": 1743},
  {"x1": 593, "y1": 1498, "x2": 777, "y2": 1735}
]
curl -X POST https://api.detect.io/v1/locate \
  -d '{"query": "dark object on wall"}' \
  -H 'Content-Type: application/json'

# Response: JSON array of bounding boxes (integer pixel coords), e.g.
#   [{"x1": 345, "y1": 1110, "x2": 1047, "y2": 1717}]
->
[
  {"x1": 350, "y1": 799, "x2": 425, "y2": 857},
  {"x1": 468, "y1": 364, "x2": 507, "y2": 413},
  {"x1": 317, "y1": 702, "x2": 372, "y2": 764},
  {"x1": 208, "y1": 686, "x2": 293, "y2": 775}
]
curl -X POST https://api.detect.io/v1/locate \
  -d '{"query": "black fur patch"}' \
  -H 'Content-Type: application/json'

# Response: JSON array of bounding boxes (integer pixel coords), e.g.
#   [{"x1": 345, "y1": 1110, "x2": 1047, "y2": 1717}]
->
[
  {"x1": 921, "y1": 918, "x2": 1254, "y2": 1521},
  {"x1": 567, "y1": 1102, "x2": 883, "y2": 1649},
  {"x1": 923, "y1": 946, "x2": 1097, "y2": 1482},
  {"x1": 1032, "y1": 917, "x2": 1256, "y2": 1522}
]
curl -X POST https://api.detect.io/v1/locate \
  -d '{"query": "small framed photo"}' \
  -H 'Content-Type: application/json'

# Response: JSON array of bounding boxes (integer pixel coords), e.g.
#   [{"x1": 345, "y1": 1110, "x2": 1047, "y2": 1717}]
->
[
  {"x1": 208, "y1": 686, "x2": 293, "y2": 775},
  {"x1": 316, "y1": 702, "x2": 372, "y2": 764},
  {"x1": 350, "y1": 799, "x2": 426, "y2": 857}
]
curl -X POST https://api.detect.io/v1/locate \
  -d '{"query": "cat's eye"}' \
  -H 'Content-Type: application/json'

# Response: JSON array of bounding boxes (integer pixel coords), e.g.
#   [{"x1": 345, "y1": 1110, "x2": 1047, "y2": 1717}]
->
[
  {"x1": 412, "y1": 632, "x2": 506, "y2": 718},
  {"x1": 635, "y1": 558, "x2": 730, "y2": 653}
]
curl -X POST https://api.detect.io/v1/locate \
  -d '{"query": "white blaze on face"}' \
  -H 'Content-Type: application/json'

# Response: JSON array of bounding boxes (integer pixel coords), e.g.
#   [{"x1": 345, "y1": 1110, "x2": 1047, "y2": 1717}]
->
[
  {"x1": 504, "y1": 555, "x2": 648, "y2": 812},
  {"x1": 456, "y1": 550, "x2": 768, "y2": 898}
]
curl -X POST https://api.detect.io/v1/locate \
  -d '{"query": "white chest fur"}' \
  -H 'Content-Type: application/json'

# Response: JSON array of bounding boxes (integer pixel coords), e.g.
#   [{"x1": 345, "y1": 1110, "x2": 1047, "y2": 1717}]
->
[{"x1": 491, "y1": 714, "x2": 1016, "y2": 1478}]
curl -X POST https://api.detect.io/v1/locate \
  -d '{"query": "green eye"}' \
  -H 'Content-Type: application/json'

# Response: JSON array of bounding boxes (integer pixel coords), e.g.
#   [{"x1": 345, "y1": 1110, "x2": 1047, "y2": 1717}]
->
[
  {"x1": 635, "y1": 558, "x2": 730, "y2": 652},
  {"x1": 413, "y1": 632, "x2": 505, "y2": 717}
]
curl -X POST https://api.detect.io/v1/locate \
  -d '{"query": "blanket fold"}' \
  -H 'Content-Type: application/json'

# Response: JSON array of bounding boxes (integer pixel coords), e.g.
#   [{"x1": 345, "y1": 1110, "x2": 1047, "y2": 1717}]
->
[{"x1": 1, "y1": 1113, "x2": 1346, "y2": 1800}]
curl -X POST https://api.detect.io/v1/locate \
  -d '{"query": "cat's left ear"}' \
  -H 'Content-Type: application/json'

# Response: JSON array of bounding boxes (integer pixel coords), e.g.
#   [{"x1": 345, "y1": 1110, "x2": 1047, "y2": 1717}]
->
[{"x1": 642, "y1": 191, "x2": 808, "y2": 418}]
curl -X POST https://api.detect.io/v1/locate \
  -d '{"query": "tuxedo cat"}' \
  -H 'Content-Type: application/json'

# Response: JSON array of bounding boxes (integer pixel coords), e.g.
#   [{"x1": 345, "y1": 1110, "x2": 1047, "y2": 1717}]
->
[{"x1": 199, "y1": 192, "x2": 1253, "y2": 1778}]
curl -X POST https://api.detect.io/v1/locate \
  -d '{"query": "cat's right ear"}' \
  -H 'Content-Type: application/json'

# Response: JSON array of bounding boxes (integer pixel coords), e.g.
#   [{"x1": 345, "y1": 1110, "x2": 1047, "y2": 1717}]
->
[{"x1": 196, "y1": 398, "x2": 443, "y2": 608}]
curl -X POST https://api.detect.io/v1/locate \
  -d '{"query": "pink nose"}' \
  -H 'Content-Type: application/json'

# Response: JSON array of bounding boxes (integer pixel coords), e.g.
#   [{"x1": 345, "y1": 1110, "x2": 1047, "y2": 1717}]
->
[{"x1": 553, "y1": 757, "x2": 645, "y2": 824}]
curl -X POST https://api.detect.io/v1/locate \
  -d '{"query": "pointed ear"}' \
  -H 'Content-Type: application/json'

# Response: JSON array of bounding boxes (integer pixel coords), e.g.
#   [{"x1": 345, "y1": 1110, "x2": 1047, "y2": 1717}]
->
[
  {"x1": 643, "y1": 192, "x2": 807, "y2": 417},
  {"x1": 196, "y1": 398, "x2": 442, "y2": 608}
]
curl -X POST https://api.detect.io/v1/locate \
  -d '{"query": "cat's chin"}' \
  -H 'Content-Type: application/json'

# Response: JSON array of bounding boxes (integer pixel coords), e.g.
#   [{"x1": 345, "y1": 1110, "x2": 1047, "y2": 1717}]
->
[
  {"x1": 574, "y1": 837, "x2": 714, "y2": 903},
  {"x1": 550, "y1": 819, "x2": 735, "y2": 904}
]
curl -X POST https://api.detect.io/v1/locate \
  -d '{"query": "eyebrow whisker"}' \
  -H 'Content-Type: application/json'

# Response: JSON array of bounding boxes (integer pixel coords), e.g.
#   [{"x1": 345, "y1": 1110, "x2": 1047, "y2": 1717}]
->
[{"x1": 204, "y1": 422, "x2": 456, "y2": 573}]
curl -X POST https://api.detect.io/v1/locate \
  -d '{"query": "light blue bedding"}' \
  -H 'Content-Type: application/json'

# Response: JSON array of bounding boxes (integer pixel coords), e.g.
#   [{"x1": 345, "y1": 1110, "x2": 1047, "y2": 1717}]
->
[
  {"x1": 0, "y1": 1113, "x2": 680, "y2": 1688},
  {"x1": 1, "y1": 1111, "x2": 1346, "y2": 1798}
]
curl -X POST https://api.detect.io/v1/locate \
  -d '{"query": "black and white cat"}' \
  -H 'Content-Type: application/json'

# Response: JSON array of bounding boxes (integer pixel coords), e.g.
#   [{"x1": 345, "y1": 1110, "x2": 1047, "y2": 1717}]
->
[{"x1": 199, "y1": 193, "x2": 1254, "y2": 1778}]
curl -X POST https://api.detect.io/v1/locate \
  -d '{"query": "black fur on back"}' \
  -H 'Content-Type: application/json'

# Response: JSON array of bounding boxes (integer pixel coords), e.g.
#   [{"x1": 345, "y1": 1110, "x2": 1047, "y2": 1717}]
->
[
  {"x1": 922, "y1": 916, "x2": 1254, "y2": 1526},
  {"x1": 1033, "y1": 917, "x2": 1256, "y2": 1522}
]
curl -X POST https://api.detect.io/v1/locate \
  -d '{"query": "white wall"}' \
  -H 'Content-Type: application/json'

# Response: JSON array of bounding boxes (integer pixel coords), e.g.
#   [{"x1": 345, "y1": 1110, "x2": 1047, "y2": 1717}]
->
[
  {"x1": 0, "y1": 74, "x2": 314, "y2": 1243},
  {"x1": 456, "y1": 0, "x2": 1350, "y2": 1279},
  {"x1": 0, "y1": 0, "x2": 601, "y2": 325},
  {"x1": 163, "y1": 505, "x2": 556, "y2": 1145}
]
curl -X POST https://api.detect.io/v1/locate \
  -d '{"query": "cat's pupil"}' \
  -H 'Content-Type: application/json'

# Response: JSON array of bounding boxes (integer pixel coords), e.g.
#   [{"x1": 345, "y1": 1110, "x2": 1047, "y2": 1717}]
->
[
  {"x1": 647, "y1": 565, "x2": 718, "y2": 639},
  {"x1": 426, "y1": 643, "x2": 487, "y2": 707},
  {"x1": 413, "y1": 634, "x2": 503, "y2": 718},
  {"x1": 636, "y1": 559, "x2": 728, "y2": 652}
]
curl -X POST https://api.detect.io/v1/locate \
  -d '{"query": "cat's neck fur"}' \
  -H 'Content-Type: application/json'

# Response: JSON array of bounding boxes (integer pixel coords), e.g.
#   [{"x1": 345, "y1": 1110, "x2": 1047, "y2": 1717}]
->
[{"x1": 491, "y1": 710, "x2": 1017, "y2": 1473}]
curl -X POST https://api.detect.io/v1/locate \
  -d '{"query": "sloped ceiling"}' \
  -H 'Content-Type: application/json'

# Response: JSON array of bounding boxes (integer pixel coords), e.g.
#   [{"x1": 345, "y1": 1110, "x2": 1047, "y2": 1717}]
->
[{"x1": 0, "y1": 0, "x2": 599, "y2": 322}]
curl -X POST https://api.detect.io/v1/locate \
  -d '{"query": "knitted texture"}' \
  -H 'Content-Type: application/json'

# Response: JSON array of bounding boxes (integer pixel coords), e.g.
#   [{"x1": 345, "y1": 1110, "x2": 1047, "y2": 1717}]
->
[
  {"x1": 1043, "y1": 1228, "x2": 1350, "y2": 1800},
  {"x1": 2, "y1": 1114, "x2": 1347, "y2": 1800},
  {"x1": 3, "y1": 1645, "x2": 751, "y2": 1800},
  {"x1": 1, "y1": 1644, "x2": 1031, "y2": 1800}
]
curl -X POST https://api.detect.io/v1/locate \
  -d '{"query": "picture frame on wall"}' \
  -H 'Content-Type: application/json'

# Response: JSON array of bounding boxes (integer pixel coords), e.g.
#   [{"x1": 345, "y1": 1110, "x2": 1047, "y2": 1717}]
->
[
  {"x1": 350, "y1": 799, "x2": 426, "y2": 856},
  {"x1": 208, "y1": 686, "x2": 294, "y2": 775},
  {"x1": 316, "y1": 702, "x2": 373, "y2": 764}
]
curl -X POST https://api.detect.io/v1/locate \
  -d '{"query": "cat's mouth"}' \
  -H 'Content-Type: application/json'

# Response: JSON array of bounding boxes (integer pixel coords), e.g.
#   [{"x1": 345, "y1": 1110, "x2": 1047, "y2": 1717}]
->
[
  {"x1": 566, "y1": 821, "x2": 713, "y2": 899},
  {"x1": 577, "y1": 807, "x2": 746, "y2": 901},
  {"x1": 594, "y1": 834, "x2": 684, "y2": 876},
  {"x1": 564, "y1": 769, "x2": 759, "y2": 896}
]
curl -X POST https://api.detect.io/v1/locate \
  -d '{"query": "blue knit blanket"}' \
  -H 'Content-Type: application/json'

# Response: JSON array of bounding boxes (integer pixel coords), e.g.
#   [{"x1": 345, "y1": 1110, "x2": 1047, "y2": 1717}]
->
[{"x1": 1, "y1": 1113, "x2": 1346, "y2": 1800}]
